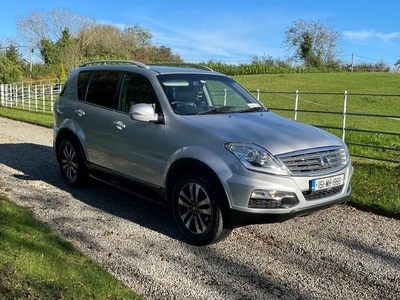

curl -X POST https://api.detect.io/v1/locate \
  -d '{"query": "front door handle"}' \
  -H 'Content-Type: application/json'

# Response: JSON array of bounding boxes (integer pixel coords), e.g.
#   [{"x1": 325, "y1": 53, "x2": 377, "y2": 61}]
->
[{"x1": 113, "y1": 121, "x2": 126, "y2": 130}]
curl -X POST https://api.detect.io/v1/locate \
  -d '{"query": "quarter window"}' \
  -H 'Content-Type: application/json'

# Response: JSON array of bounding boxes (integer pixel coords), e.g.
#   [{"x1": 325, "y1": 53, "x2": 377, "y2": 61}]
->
[{"x1": 77, "y1": 71, "x2": 92, "y2": 101}]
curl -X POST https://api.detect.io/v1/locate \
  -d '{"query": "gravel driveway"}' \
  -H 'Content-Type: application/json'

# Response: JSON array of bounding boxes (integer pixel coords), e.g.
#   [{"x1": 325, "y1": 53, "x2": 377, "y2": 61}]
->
[{"x1": 0, "y1": 117, "x2": 399, "y2": 300}]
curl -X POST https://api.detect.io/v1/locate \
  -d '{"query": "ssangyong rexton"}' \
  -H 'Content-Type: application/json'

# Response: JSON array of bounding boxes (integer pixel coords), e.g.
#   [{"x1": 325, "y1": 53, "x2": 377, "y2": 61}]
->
[{"x1": 53, "y1": 60, "x2": 353, "y2": 245}]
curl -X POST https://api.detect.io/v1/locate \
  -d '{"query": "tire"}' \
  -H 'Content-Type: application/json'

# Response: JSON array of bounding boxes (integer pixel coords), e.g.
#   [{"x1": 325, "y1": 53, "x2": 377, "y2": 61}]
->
[
  {"x1": 172, "y1": 171, "x2": 232, "y2": 246},
  {"x1": 58, "y1": 138, "x2": 88, "y2": 187}
]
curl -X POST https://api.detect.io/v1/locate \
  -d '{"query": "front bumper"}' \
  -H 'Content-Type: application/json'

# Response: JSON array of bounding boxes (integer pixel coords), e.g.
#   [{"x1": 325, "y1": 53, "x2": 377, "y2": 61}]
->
[
  {"x1": 219, "y1": 162, "x2": 354, "y2": 228},
  {"x1": 226, "y1": 185, "x2": 351, "y2": 228}
]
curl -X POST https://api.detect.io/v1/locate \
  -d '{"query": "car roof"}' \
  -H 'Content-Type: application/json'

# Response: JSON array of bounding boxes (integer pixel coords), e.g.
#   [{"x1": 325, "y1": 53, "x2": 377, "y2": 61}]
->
[{"x1": 77, "y1": 60, "x2": 219, "y2": 75}]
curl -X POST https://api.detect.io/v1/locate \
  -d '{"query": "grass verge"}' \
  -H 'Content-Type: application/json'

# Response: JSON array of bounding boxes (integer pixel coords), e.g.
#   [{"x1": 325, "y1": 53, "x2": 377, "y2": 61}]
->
[
  {"x1": 0, "y1": 194, "x2": 143, "y2": 299},
  {"x1": 0, "y1": 106, "x2": 53, "y2": 128}
]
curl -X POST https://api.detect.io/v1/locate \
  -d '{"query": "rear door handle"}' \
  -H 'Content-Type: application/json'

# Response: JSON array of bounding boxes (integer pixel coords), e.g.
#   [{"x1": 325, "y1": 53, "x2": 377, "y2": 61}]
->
[
  {"x1": 74, "y1": 109, "x2": 85, "y2": 117},
  {"x1": 113, "y1": 121, "x2": 126, "y2": 130}
]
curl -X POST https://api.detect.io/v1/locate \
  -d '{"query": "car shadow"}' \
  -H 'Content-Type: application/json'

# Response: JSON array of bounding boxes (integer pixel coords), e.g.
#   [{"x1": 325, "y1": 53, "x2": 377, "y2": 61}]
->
[{"x1": 0, "y1": 142, "x2": 183, "y2": 242}]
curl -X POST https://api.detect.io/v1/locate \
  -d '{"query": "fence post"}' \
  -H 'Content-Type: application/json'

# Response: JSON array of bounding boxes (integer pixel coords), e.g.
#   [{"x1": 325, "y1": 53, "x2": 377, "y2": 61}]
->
[
  {"x1": 294, "y1": 90, "x2": 299, "y2": 120},
  {"x1": 8, "y1": 84, "x2": 13, "y2": 107},
  {"x1": 35, "y1": 85, "x2": 38, "y2": 112},
  {"x1": 42, "y1": 84, "x2": 46, "y2": 112},
  {"x1": 256, "y1": 89, "x2": 260, "y2": 101},
  {"x1": 0, "y1": 84, "x2": 3, "y2": 106},
  {"x1": 14, "y1": 84, "x2": 18, "y2": 108},
  {"x1": 21, "y1": 83, "x2": 25, "y2": 110},
  {"x1": 28, "y1": 85, "x2": 31, "y2": 111},
  {"x1": 342, "y1": 91, "x2": 348, "y2": 141},
  {"x1": 224, "y1": 89, "x2": 227, "y2": 106}
]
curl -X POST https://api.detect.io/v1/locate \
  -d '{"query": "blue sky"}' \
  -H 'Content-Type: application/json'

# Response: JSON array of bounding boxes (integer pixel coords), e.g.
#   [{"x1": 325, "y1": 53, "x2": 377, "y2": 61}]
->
[{"x1": 1, "y1": 0, "x2": 399, "y2": 67}]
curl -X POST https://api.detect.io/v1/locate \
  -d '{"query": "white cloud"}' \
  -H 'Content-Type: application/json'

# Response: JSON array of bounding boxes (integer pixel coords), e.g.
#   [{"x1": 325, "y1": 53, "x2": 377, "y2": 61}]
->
[
  {"x1": 343, "y1": 30, "x2": 400, "y2": 43},
  {"x1": 145, "y1": 16, "x2": 283, "y2": 63}
]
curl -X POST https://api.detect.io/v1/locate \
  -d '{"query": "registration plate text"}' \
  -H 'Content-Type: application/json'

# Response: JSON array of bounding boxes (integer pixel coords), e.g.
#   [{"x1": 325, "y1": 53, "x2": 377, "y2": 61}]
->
[{"x1": 311, "y1": 174, "x2": 344, "y2": 191}]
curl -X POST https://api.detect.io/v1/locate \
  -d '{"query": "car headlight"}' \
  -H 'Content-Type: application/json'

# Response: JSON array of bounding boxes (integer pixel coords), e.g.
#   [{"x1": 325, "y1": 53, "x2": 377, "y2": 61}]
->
[{"x1": 225, "y1": 143, "x2": 290, "y2": 175}]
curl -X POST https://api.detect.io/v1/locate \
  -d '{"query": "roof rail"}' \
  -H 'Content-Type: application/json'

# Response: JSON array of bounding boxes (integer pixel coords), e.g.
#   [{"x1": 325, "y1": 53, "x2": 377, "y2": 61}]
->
[
  {"x1": 79, "y1": 60, "x2": 149, "y2": 69},
  {"x1": 148, "y1": 63, "x2": 213, "y2": 71}
]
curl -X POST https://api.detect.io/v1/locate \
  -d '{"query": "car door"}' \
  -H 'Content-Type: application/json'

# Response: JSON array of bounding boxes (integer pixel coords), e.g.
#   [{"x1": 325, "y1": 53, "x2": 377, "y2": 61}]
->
[
  {"x1": 74, "y1": 70, "x2": 120, "y2": 169},
  {"x1": 110, "y1": 72, "x2": 165, "y2": 187}
]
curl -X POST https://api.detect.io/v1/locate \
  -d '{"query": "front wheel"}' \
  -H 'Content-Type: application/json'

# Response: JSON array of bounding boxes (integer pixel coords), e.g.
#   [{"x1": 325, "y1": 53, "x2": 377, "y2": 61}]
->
[{"x1": 172, "y1": 171, "x2": 232, "y2": 246}]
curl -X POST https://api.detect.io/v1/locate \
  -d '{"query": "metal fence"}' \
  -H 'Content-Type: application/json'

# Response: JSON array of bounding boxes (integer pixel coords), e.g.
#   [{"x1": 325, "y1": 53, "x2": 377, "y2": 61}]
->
[
  {"x1": 251, "y1": 90, "x2": 400, "y2": 164},
  {"x1": 0, "y1": 82, "x2": 399, "y2": 164},
  {"x1": 0, "y1": 82, "x2": 62, "y2": 113}
]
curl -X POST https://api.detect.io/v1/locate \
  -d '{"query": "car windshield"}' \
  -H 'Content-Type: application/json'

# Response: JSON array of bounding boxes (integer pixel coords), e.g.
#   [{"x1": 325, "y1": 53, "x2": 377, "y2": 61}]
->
[{"x1": 157, "y1": 74, "x2": 266, "y2": 115}]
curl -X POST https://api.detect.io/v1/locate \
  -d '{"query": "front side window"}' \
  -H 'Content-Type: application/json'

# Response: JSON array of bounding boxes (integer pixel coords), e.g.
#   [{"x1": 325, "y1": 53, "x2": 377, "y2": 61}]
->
[
  {"x1": 85, "y1": 71, "x2": 120, "y2": 108},
  {"x1": 119, "y1": 73, "x2": 157, "y2": 113},
  {"x1": 158, "y1": 74, "x2": 265, "y2": 115}
]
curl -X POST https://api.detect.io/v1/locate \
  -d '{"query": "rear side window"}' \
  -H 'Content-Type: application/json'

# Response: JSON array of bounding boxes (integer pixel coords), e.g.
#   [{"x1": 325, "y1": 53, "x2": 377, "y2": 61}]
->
[{"x1": 84, "y1": 71, "x2": 121, "y2": 109}]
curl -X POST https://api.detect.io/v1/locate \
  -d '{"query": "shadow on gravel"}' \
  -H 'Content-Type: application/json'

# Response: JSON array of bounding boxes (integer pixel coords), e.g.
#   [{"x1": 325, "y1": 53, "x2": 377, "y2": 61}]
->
[{"x1": 0, "y1": 143, "x2": 182, "y2": 242}]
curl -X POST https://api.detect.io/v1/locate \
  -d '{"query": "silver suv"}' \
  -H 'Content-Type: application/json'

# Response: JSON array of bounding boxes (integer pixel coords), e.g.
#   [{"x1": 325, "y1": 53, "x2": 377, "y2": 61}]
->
[{"x1": 53, "y1": 60, "x2": 353, "y2": 245}]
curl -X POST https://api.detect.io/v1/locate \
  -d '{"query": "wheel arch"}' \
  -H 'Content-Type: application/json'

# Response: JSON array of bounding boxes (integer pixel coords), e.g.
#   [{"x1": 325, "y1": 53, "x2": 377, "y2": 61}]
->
[
  {"x1": 166, "y1": 158, "x2": 232, "y2": 226},
  {"x1": 55, "y1": 128, "x2": 86, "y2": 163}
]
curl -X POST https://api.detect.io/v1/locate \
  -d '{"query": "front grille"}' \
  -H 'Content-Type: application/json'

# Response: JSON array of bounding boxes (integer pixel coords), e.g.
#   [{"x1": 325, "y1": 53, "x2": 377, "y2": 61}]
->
[
  {"x1": 277, "y1": 146, "x2": 347, "y2": 175},
  {"x1": 302, "y1": 185, "x2": 344, "y2": 200}
]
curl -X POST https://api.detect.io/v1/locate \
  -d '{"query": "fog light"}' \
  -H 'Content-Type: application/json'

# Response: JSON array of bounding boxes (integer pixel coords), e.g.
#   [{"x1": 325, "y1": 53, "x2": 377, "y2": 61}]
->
[{"x1": 248, "y1": 190, "x2": 299, "y2": 209}]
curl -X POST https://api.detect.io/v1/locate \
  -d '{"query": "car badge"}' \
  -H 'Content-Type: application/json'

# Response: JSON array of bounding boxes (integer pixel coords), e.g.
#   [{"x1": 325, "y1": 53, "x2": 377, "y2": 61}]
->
[{"x1": 320, "y1": 155, "x2": 331, "y2": 167}]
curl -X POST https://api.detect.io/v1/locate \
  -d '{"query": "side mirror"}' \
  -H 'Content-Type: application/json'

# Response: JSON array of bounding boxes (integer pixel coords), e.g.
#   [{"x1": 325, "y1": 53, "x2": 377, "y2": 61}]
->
[{"x1": 129, "y1": 103, "x2": 158, "y2": 122}]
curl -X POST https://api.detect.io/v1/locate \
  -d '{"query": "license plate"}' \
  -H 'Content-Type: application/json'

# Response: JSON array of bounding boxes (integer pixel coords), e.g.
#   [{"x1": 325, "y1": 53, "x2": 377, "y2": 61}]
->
[{"x1": 311, "y1": 174, "x2": 344, "y2": 191}]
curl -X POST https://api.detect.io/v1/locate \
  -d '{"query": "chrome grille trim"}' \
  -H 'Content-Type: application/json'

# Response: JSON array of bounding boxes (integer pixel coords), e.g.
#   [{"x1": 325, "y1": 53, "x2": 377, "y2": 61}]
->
[{"x1": 277, "y1": 146, "x2": 348, "y2": 176}]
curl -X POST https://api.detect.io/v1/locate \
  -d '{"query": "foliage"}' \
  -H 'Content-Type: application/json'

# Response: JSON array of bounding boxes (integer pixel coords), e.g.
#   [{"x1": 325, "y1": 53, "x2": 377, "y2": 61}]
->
[
  {"x1": 203, "y1": 59, "x2": 345, "y2": 76},
  {"x1": 0, "y1": 50, "x2": 22, "y2": 84},
  {"x1": 40, "y1": 28, "x2": 72, "y2": 70},
  {"x1": 15, "y1": 9, "x2": 183, "y2": 78},
  {"x1": 60, "y1": 62, "x2": 66, "y2": 83},
  {"x1": 282, "y1": 18, "x2": 342, "y2": 68}
]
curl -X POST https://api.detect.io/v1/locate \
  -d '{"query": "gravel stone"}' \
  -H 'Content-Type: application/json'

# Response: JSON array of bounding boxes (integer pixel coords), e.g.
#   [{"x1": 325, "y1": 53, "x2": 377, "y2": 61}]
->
[{"x1": 0, "y1": 117, "x2": 399, "y2": 299}]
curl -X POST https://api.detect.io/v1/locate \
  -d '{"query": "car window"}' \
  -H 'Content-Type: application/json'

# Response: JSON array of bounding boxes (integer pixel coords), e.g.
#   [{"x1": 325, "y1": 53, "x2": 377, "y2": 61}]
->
[
  {"x1": 119, "y1": 72, "x2": 158, "y2": 113},
  {"x1": 158, "y1": 74, "x2": 264, "y2": 115},
  {"x1": 77, "y1": 71, "x2": 92, "y2": 101},
  {"x1": 85, "y1": 71, "x2": 121, "y2": 109}
]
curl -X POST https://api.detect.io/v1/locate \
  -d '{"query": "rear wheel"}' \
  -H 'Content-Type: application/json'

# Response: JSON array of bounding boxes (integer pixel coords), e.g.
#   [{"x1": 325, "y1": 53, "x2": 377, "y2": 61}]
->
[
  {"x1": 172, "y1": 171, "x2": 232, "y2": 245},
  {"x1": 58, "y1": 138, "x2": 87, "y2": 187}
]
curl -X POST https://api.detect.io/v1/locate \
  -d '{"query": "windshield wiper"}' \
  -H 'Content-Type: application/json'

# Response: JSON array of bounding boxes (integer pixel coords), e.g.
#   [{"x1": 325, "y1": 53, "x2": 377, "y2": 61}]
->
[
  {"x1": 237, "y1": 106, "x2": 265, "y2": 113},
  {"x1": 197, "y1": 106, "x2": 236, "y2": 115}
]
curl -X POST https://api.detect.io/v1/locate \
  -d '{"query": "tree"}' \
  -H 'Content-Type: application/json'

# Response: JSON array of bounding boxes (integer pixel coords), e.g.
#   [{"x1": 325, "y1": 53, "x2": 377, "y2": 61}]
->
[
  {"x1": 16, "y1": 8, "x2": 184, "y2": 78},
  {"x1": 16, "y1": 8, "x2": 92, "y2": 49},
  {"x1": 0, "y1": 51, "x2": 22, "y2": 83},
  {"x1": 283, "y1": 18, "x2": 342, "y2": 68},
  {"x1": 5, "y1": 41, "x2": 22, "y2": 64},
  {"x1": 40, "y1": 28, "x2": 72, "y2": 65},
  {"x1": 395, "y1": 58, "x2": 400, "y2": 71}
]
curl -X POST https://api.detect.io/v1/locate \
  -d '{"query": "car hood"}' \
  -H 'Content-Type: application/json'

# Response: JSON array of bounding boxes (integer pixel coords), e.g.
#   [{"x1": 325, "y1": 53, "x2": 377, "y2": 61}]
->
[{"x1": 183, "y1": 111, "x2": 343, "y2": 155}]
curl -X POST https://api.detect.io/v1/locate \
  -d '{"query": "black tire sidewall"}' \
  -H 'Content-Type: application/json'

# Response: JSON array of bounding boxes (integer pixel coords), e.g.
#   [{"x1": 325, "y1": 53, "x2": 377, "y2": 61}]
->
[
  {"x1": 58, "y1": 138, "x2": 87, "y2": 187},
  {"x1": 172, "y1": 171, "x2": 224, "y2": 245}
]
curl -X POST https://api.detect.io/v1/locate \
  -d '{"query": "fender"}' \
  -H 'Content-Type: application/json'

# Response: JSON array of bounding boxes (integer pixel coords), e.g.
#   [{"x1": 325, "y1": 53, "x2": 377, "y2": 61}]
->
[{"x1": 56, "y1": 118, "x2": 88, "y2": 160}]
